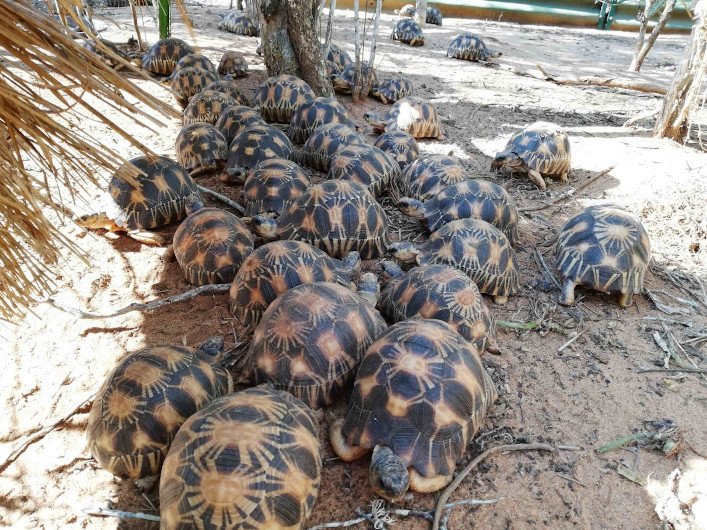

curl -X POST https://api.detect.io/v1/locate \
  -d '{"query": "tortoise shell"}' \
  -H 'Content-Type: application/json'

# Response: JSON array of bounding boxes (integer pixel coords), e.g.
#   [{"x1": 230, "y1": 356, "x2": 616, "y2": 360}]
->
[
  {"x1": 411, "y1": 219, "x2": 521, "y2": 302},
  {"x1": 229, "y1": 241, "x2": 359, "y2": 326},
  {"x1": 372, "y1": 77, "x2": 414, "y2": 104},
  {"x1": 249, "y1": 282, "x2": 387, "y2": 409},
  {"x1": 402, "y1": 179, "x2": 520, "y2": 244},
  {"x1": 171, "y1": 67, "x2": 219, "y2": 108},
  {"x1": 218, "y1": 11, "x2": 260, "y2": 36},
  {"x1": 326, "y1": 44, "x2": 353, "y2": 71},
  {"x1": 391, "y1": 19, "x2": 425, "y2": 47},
  {"x1": 366, "y1": 96, "x2": 443, "y2": 140},
  {"x1": 340, "y1": 319, "x2": 497, "y2": 480},
  {"x1": 395, "y1": 4, "x2": 416, "y2": 17},
  {"x1": 426, "y1": 5, "x2": 443, "y2": 25},
  {"x1": 299, "y1": 123, "x2": 364, "y2": 172},
  {"x1": 142, "y1": 38, "x2": 194, "y2": 76},
  {"x1": 175, "y1": 122, "x2": 228, "y2": 176},
  {"x1": 214, "y1": 104, "x2": 267, "y2": 145},
  {"x1": 243, "y1": 158, "x2": 311, "y2": 217},
  {"x1": 86, "y1": 342, "x2": 232, "y2": 479},
  {"x1": 159, "y1": 386, "x2": 321, "y2": 529},
  {"x1": 172, "y1": 53, "x2": 218, "y2": 77},
  {"x1": 253, "y1": 75, "x2": 316, "y2": 124},
  {"x1": 287, "y1": 97, "x2": 357, "y2": 144},
  {"x1": 173, "y1": 208, "x2": 254, "y2": 285},
  {"x1": 556, "y1": 205, "x2": 650, "y2": 307},
  {"x1": 183, "y1": 90, "x2": 236, "y2": 125},
  {"x1": 222, "y1": 124, "x2": 295, "y2": 183},
  {"x1": 332, "y1": 63, "x2": 379, "y2": 95},
  {"x1": 493, "y1": 122, "x2": 572, "y2": 184},
  {"x1": 267, "y1": 180, "x2": 391, "y2": 259},
  {"x1": 327, "y1": 144, "x2": 399, "y2": 197},
  {"x1": 379, "y1": 264, "x2": 498, "y2": 353},
  {"x1": 373, "y1": 131, "x2": 420, "y2": 169},
  {"x1": 397, "y1": 154, "x2": 465, "y2": 201},
  {"x1": 104, "y1": 156, "x2": 202, "y2": 231},
  {"x1": 447, "y1": 33, "x2": 497, "y2": 62},
  {"x1": 204, "y1": 79, "x2": 251, "y2": 107},
  {"x1": 217, "y1": 51, "x2": 249, "y2": 77}
]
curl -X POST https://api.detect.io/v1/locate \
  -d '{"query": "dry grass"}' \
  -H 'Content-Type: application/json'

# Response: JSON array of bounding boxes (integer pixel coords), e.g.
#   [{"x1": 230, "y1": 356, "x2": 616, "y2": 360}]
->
[{"x1": 0, "y1": 0, "x2": 178, "y2": 321}]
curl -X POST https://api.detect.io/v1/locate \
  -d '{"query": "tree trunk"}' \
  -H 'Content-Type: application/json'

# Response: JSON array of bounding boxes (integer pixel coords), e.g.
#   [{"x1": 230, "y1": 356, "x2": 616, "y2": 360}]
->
[
  {"x1": 324, "y1": 0, "x2": 336, "y2": 54},
  {"x1": 631, "y1": 0, "x2": 652, "y2": 65},
  {"x1": 259, "y1": 0, "x2": 333, "y2": 96},
  {"x1": 654, "y1": 0, "x2": 707, "y2": 141},
  {"x1": 630, "y1": 0, "x2": 677, "y2": 72},
  {"x1": 415, "y1": 0, "x2": 427, "y2": 27}
]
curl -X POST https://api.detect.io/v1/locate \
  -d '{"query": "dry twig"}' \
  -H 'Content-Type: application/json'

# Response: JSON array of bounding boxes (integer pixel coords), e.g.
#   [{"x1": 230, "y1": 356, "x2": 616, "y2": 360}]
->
[
  {"x1": 83, "y1": 508, "x2": 160, "y2": 522},
  {"x1": 197, "y1": 185, "x2": 245, "y2": 214},
  {"x1": 519, "y1": 166, "x2": 615, "y2": 213}
]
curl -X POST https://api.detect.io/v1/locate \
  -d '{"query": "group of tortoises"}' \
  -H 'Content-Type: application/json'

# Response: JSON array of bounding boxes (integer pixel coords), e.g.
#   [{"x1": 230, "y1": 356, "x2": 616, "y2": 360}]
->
[{"x1": 77, "y1": 7, "x2": 652, "y2": 529}]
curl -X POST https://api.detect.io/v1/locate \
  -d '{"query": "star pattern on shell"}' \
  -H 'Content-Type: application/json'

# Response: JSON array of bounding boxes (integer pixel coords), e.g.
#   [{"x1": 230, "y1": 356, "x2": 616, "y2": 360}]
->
[{"x1": 253, "y1": 75, "x2": 317, "y2": 124}]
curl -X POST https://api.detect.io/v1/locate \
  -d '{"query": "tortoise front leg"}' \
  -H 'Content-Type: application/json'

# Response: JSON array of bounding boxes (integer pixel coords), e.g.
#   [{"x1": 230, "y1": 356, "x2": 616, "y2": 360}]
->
[
  {"x1": 408, "y1": 468, "x2": 452, "y2": 493},
  {"x1": 618, "y1": 292, "x2": 634, "y2": 307},
  {"x1": 127, "y1": 230, "x2": 165, "y2": 246},
  {"x1": 75, "y1": 212, "x2": 121, "y2": 232},
  {"x1": 329, "y1": 419, "x2": 369, "y2": 461},
  {"x1": 527, "y1": 169, "x2": 547, "y2": 190},
  {"x1": 559, "y1": 278, "x2": 576, "y2": 305}
]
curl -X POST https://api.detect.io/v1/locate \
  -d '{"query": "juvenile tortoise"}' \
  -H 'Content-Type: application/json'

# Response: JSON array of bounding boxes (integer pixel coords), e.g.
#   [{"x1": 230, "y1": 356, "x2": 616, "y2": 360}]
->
[
  {"x1": 299, "y1": 123, "x2": 364, "y2": 172},
  {"x1": 204, "y1": 79, "x2": 251, "y2": 107},
  {"x1": 229, "y1": 241, "x2": 360, "y2": 326},
  {"x1": 492, "y1": 121, "x2": 571, "y2": 190},
  {"x1": 389, "y1": 219, "x2": 520, "y2": 304},
  {"x1": 373, "y1": 131, "x2": 420, "y2": 169},
  {"x1": 217, "y1": 50, "x2": 249, "y2": 77},
  {"x1": 365, "y1": 96, "x2": 444, "y2": 140},
  {"x1": 395, "y1": 154, "x2": 465, "y2": 201},
  {"x1": 214, "y1": 104, "x2": 267, "y2": 145},
  {"x1": 391, "y1": 19, "x2": 425, "y2": 47},
  {"x1": 327, "y1": 144, "x2": 399, "y2": 197},
  {"x1": 398, "y1": 178, "x2": 520, "y2": 245},
  {"x1": 249, "y1": 280, "x2": 387, "y2": 409},
  {"x1": 170, "y1": 66, "x2": 219, "y2": 108},
  {"x1": 183, "y1": 89, "x2": 236, "y2": 125},
  {"x1": 175, "y1": 122, "x2": 228, "y2": 176},
  {"x1": 287, "y1": 97, "x2": 357, "y2": 144},
  {"x1": 76, "y1": 156, "x2": 202, "y2": 245},
  {"x1": 171, "y1": 208, "x2": 254, "y2": 285},
  {"x1": 372, "y1": 77, "x2": 413, "y2": 104},
  {"x1": 448, "y1": 33, "x2": 501, "y2": 62},
  {"x1": 86, "y1": 337, "x2": 232, "y2": 489},
  {"x1": 221, "y1": 124, "x2": 295, "y2": 183},
  {"x1": 251, "y1": 180, "x2": 392, "y2": 259},
  {"x1": 332, "y1": 63, "x2": 379, "y2": 95},
  {"x1": 426, "y1": 5, "x2": 444, "y2": 25},
  {"x1": 171, "y1": 53, "x2": 218, "y2": 77},
  {"x1": 253, "y1": 74, "x2": 316, "y2": 124},
  {"x1": 142, "y1": 37, "x2": 194, "y2": 76},
  {"x1": 326, "y1": 43, "x2": 353, "y2": 71},
  {"x1": 218, "y1": 11, "x2": 260, "y2": 36},
  {"x1": 159, "y1": 386, "x2": 321, "y2": 529},
  {"x1": 556, "y1": 205, "x2": 650, "y2": 307},
  {"x1": 330, "y1": 319, "x2": 497, "y2": 501},
  {"x1": 242, "y1": 158, "x2": 311, "y2": 217},
  {"x1": 379, "y1": 262, "x2": 499, "y2": 353}
]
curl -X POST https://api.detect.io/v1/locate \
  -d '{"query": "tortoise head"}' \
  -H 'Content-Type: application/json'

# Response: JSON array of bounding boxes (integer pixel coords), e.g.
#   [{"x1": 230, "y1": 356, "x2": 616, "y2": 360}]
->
[
  {"x1": 220, "y1": 163, "x2": 248, "y2": 184},
  {"x1": 491, "y1": 150, "x2": 523, "y2": 171},
  {"x1": 488, "y1": 49, "x2": 502, "y2": 59},
  {"x1": 387, "y1": 241, "x2": 421, "y2": 264},
  {"x1": 357, "y1": 272, "x2": 380, "y2": 307},
  {"x1": 380, "y1": 260, "x2": 405, "y2": 282},
  {"x1": 369, "y1": 445, "x2": 410, "y2": 502},
  {"x1": 185, "y1": 193, "x2": 205, "y2": 215},
  {"x1": 250, "y1": 214, "x2": 278, "y2": 240},
  {"x1": 197, "y1": 336, "x2": 224, "y2": 357},
  {"x1": 364, "y1": 112, "x2": 386, "y2": 132},
  {"x1": 331, "y1": 74, "x2": 350, "y2": 91},
  {"x1": 341, "y1": 251, "x2": 362, "y2": 277},
  {"x1": 409, "y1": 36, "x2": 425, "y2": 47},
  {"x1": 396, "y1": 197, "x2": 426, "y2": 220}
]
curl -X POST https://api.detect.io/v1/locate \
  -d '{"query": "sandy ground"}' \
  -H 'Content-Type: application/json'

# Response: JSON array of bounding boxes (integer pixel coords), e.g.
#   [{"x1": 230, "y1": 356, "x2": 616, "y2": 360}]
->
[{"x1": 1, "y1": 3, "x2": 706, "y2": 529}]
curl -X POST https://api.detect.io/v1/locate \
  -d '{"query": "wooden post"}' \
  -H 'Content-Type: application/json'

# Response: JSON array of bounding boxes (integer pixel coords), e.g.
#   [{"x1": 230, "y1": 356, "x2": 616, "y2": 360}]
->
[
  {"x1": 158, "y1": 0, "x2": 170, "y2": 39},
  {"x1": 415, "y1": 0, "x2": 427, "y2": 27}
]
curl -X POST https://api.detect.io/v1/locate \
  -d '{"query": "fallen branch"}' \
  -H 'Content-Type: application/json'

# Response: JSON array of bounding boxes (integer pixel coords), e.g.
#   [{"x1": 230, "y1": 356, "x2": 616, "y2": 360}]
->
[
  {"x1": 83, "y1": 508, "x2": 160, "y2": 522},
  {"x1": 623, "y1": 108, "x2": 660, "y2": 127},
  {"x1": 637, "y1": 367, "x2": 707, "y2": 374},
  {"x1": 432, "y1": 443, "x2": 556, "y2": 530},
  {"x1": 197, "y1": 185, "x2": 245, "y2": 215},
  {"x1": 519, "y1": 166, "x2": 614, "y2": 213},
  {"x1": 0, "y1": 397, "x2": 93, "y2": 474},
  {"x1": 645, "y1": 289, "x2": 693, "y2": 315},
  {"x1": 46, "y1": 284, "x2": 231, "y2": 319}
]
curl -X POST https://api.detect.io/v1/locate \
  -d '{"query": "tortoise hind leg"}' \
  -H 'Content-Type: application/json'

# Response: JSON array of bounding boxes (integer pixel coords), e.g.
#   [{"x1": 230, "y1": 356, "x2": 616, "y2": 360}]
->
[
  {"x1": 329, "y1": 419, "x2": 369, "y2": 461},
  {"x1": 408, "y1": 468, "x2": 452, "y2": 493},
  {"x1": 618, "y1": 292, "x2": 634, "y2": 307},
  {"x1": 128, "y1": 230, "x2": 165, "y2": 246},
  {"x1": 528, "y1": 169, "x2": 547, "y2": 190},
  {"x1": 559, "y1": 278, "x2": 576, "y2": 306}
]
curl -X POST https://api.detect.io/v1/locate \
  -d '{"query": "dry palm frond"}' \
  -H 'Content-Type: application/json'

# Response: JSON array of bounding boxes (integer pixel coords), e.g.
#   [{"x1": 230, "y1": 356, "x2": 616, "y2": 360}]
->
[{"x1": 0, "y1": 0, "x2": 179, "y2": 321}]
